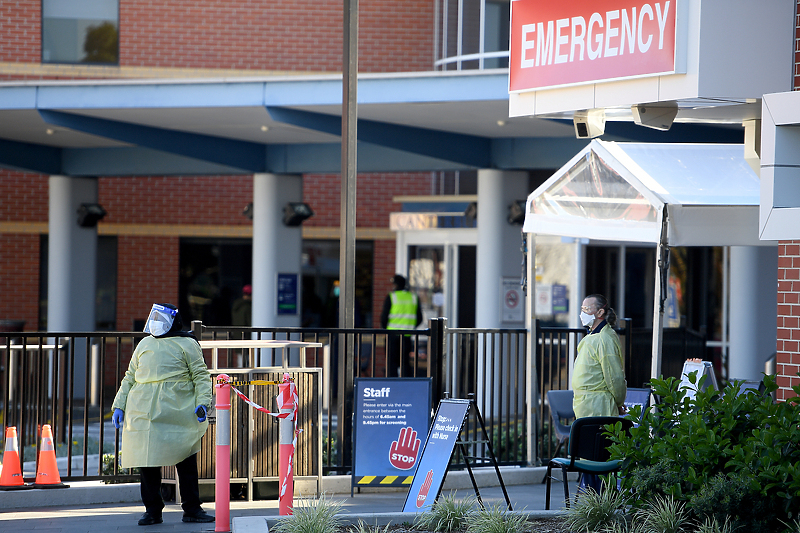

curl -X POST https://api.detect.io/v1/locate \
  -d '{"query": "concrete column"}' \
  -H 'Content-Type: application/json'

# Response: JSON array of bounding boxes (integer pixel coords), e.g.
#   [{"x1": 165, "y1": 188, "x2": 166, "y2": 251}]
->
[
  {"x1": 475, "y1": 170, "x2": 528, "y2": 417},
  {"x1": 475, "y1": 169, "x2": 529, "y2": 328},
  {"x1": 729, "y1": 246, "x2": 778, "y2": 381},
  {"x1": 48, "y1": 176, "x2": 98, "y2": 332},
  {"x1": 48, "y1": 176, "x2": 99, "y2": 402},
  {"x1": 251, "y1": 174, "x2": 303, "y2": 337}
]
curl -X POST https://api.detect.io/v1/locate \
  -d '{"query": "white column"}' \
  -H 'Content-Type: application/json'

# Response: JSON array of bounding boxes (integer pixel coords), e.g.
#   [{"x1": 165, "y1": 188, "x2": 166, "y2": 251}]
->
[
  {"x1": 729, "y1": 246, "x2": 778, "y2": 381},
  {"x1": 475, "y1": 169, "x2": 529, "y2": 328},
  {"x1": 475, "y1": 169, "x2": 528, "y2": 417},
  {"x1": 251, "y1": 174, "x2": 303, "y2": 338},
  {"x1": 48, "y1": 176, "x2": 98, "y2": 332},
  {"x1": 48, "y1": 176, "x2": 99, "y2": 402}
]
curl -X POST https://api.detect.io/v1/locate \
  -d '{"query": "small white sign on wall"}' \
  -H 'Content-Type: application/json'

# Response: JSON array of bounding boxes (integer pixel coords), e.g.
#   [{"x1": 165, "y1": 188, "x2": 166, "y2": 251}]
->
[
  {"x1": 535, "y1": 283, "x2": 553, "y2": 316},
  {"x1": 501, "y1": 277, "x2": 524, "y2": 323}
]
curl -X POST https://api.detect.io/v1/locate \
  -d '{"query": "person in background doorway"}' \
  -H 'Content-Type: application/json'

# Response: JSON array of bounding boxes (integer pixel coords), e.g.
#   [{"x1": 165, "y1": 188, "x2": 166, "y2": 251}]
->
[
  {"x1": 572, "y1": 293, "x2": 627, "y2": 493},
  {"x1": 232, "y1": 284, "x2": 252, "y2": 326},
  {"x1": 111, "y1": 303, "x2": 214, "y2": 526},
  {"x1": 380, "y1": 274, "x2": 423, "y2": 377}
]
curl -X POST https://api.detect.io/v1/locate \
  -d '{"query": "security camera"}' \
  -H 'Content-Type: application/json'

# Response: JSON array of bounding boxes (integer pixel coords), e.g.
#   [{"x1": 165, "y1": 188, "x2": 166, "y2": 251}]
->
[
  {"x1": 632, "y1": 102, "x2": 678, "y2": 131},
  {"x1": 573, "y1": 109, "x2": 605, "y2": 139}
]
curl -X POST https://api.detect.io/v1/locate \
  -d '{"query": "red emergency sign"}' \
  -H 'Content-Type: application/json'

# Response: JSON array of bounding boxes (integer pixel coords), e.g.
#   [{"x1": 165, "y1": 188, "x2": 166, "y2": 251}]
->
[{"x1": 509, "y1": 0, "x2": 677, "y2": 92}]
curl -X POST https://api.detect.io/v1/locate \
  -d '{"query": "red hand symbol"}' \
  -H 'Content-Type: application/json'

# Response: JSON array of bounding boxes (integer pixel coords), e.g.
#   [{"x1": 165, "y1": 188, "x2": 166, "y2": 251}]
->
[
  {"x1": 416, "y1": 469, "x2": 434, "y2": 508},
  {"x1": 389, "y1": 426, "x2": 421, "y2": 470}
]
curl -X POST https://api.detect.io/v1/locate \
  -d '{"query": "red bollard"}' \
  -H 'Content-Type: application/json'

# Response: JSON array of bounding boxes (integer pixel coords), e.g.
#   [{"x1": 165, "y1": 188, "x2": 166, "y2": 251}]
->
[
  {"x1": 278, "y1": 378, "x2": 297, "y2": 515},
  {"x1": 215, "y1": 375, "x2": 231, "y2": 533}
]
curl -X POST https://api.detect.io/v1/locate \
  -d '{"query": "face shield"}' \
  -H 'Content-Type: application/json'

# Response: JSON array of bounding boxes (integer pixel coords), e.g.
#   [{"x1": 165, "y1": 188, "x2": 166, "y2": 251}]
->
[{"x1": 143, "y1": 304, "x2": 178, "y2": 337}]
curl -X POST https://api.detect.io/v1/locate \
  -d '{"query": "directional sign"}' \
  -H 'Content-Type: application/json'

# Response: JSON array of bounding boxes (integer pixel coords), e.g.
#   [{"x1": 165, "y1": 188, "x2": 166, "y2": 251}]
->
[{"x1": 401, "y1": 399, "x2": 470, "y2": 513}]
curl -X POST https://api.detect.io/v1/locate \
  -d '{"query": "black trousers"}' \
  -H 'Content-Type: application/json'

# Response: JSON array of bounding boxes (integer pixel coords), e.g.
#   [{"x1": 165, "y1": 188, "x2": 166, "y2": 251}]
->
[
  {"x1": 139, "y1": 453, "x2": 202, "y2": 516},
  {"x1": 387, "y1": 333, "x2": 414, "y2": 377}
]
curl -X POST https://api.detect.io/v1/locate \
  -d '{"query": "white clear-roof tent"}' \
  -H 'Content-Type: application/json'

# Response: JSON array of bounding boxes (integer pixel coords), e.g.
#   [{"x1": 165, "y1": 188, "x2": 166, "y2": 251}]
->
[{"x1": 523, "y1": 140, "x2": 770, "y2": 379}]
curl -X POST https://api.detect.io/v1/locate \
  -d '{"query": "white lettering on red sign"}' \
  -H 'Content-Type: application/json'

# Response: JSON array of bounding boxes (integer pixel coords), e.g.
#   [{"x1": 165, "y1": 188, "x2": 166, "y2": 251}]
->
[{"x1": 510, "y1": 0, "x2": 676, "y2": 92}]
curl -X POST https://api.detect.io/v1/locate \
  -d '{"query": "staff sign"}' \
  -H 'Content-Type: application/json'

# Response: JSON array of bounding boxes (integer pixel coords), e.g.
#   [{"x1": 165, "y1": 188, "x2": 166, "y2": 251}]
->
[{"x1": 352, "y1": 378, "x2": 432, "y2": 489}]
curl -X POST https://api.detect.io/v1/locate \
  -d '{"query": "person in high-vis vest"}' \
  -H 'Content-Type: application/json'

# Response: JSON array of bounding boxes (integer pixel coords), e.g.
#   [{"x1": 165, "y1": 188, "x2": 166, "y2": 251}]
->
[{"x1": 380, "y1": 274, "x2": 423, "y2": 377}]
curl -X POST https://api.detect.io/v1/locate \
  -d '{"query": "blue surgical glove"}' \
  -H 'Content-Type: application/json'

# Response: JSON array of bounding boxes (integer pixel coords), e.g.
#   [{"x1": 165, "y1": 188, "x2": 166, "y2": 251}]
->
[
  {"x1": 195, "y1": 405, "x2": 207, "y2": 423},
  {"x1": 112, "y1": 408, "x2": 124, "y2": 429}
]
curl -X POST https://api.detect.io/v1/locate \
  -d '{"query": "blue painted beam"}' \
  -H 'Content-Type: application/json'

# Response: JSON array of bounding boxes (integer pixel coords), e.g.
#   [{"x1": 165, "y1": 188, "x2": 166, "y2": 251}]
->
[
  {"x1": 0, "y1": 138, "x2": 62, "y2": 174},
  {"x1": 266, "y1": 106, "x2": 491, "y2": 167},
  {"x1": 63, "y1": 147, "x2": 248, "y2": 176},
  {"x1": 38, "y1": 110, "x2": 268, "y2": 172}
]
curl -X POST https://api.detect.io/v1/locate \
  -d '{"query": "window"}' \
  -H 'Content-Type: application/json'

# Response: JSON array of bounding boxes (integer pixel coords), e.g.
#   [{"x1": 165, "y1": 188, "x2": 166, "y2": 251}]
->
[{"x1": 42, "y1": 0, "x2": 119, "y2": 64}]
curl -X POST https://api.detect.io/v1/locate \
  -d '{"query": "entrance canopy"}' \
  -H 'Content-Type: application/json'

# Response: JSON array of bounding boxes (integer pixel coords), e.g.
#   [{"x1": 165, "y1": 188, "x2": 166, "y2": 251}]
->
[{"x1": 523, "y1": 140, "x2": 767, "y2": 247}]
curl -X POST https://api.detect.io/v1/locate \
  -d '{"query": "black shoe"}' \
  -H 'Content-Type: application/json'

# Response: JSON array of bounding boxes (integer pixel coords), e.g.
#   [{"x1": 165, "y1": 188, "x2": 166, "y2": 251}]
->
[
  {"x1": 182, "y1": 510, "x2": 214, "y2": 523},
  {"x1": 138, "y1": 512, "x2": 163, "y2": 526}
]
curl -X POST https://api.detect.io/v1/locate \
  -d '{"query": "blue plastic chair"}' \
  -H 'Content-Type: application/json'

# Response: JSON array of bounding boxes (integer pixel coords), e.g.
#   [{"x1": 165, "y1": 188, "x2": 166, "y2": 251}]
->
[
  {"x1": 546, "y1": 389, "x2": 575, "y2": 459},
  {"x1": 545, "y1": 416, "x2": 634, "y2": 509}
]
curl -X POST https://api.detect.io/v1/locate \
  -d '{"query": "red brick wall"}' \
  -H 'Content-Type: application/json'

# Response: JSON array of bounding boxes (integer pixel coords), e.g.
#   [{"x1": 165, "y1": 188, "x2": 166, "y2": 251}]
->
[
  {"x1": 0, "y1": 1, "x2": 433, "y2": 74},
  {"x1": 116, "y1": 235, "x2": 180, "y2": 331},
  {"x1": 0, "y1": 0, "x2": 40, "y2": 63},
  {"x1": 0, "y1": 171, "x2": 48, "y2": 222},
  {"x1": 795, "y1": 0, "x2": 800, "y2": 89},
  {"x1": 777, "y1": 241, "x2": 800, "y2": 400},
  {"x1": 0, "y1": 233, "x2": 40, "y2": 329},
  {"x1": 120, "y1": 0, "x2": 433, "y2": 73},
  {"x1": 0, "y1": 171, "x2": 48, "y2": 328},
  {"x1": 303, "y1": 172, "x2": 432, "y2": 228},
  {"x1": 99, "y1": 175, "x2": 253, "y2": 226}
]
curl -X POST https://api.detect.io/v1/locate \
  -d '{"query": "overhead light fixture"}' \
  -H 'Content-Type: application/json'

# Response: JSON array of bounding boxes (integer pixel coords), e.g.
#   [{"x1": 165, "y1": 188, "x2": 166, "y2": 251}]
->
[
  {"x1": 260, "y1": 125, "x2": 269, "y2": 132},
  {"x1": 573, "y1": 109, "x2": 605, "y2": 139},
  {"x1": 45, "y1": 128, "x2": 55, "y2": 135},
  {"x1": 507, "y1": 200, "x2": 526, "y2": 225},
  {"x1": 283, "y1": 202, "x2": 314, "y2": 226},
  {"x1": 632, "y1": 101, "x2": 678, "y2": 131},
  {"x1": 242, "y1": 203, "x2": 253, "y2": 220},
  {"x1": 77, "y1": 203, "x2": 106, "y2": 228},
  {"x1": 464, "y1": 202, "x2": 478, "y2": 224}
]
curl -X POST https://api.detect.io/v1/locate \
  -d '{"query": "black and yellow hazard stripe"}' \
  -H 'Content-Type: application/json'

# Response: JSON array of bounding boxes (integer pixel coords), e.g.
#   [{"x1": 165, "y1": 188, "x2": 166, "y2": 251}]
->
[{"x1": 354, "y1": 475, "x2": 414, "y2": 486}]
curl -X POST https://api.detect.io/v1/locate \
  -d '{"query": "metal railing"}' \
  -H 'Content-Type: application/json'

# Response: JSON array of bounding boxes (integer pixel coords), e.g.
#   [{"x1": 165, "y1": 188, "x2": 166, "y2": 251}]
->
[{"x1": 0, "y1": 319, "x2": 532, "y2": 484}]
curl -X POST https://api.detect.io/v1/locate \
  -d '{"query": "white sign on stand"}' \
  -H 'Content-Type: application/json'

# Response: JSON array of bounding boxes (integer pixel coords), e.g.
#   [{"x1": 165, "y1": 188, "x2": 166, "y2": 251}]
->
[{"x1": 678, "y1": 359, "x2": 718, "y2": 401}]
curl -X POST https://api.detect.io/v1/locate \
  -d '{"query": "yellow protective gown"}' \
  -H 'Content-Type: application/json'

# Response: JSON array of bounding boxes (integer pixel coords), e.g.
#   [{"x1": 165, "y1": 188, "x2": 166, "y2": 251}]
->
[
  {"x1": 112, "y1": 335, "x2": 212, "y2": 468},
  {"x1": 572, "y1": 323, "x2": 627, "y2": 419}
]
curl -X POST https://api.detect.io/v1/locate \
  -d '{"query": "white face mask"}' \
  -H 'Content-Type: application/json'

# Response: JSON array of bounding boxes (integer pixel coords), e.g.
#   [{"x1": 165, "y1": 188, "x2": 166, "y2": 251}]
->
[{"x1": 580, "y1": 311, "x2": 595, "y2": 327}]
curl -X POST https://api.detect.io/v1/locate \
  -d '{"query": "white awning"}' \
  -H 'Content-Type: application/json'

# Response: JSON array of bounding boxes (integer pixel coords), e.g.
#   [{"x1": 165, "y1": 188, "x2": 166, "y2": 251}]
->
[{"x1": 523, "y1": 140, "x2": 769, "y2": 247}]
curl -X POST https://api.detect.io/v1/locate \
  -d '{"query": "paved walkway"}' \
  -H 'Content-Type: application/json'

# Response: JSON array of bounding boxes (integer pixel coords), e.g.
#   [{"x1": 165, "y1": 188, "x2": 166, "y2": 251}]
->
[{"x1": 1, "y1": 470, "x2": 576, "y2": 533}]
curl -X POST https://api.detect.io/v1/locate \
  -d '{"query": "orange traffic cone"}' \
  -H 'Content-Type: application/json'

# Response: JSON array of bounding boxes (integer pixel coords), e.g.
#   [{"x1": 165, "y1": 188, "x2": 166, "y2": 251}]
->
[
  {"x1": 34, "y1": 424, "x2": 68, "y2": 489},
  {"x1": 0, "y1": 426, "x2": 30, "y2": 490}
]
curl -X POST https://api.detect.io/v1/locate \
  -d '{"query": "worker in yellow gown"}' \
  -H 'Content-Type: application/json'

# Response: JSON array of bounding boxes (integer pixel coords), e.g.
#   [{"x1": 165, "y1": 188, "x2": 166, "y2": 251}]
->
[
  {"x1": 112, "y1": 303, "x2": 214, "y2": 526},
  {"x1": 572, "y1": 294, "x2": 627, "y2": 492}
]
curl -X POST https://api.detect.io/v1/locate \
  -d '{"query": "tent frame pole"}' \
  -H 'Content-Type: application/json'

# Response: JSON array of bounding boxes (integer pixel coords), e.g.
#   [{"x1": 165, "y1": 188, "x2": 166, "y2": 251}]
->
[{"x1": 651, "y1": 206, "x2": 669, "y2": 381}]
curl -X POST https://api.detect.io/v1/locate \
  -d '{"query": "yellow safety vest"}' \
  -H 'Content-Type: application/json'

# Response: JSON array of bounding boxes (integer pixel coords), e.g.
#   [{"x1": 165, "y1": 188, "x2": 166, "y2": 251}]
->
[{"x1": 387, "y1": 290, "x2": 418, "y2": 330}]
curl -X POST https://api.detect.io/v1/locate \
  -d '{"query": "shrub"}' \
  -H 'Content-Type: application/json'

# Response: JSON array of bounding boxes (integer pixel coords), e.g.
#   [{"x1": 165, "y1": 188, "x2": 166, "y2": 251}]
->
[
  {"x1": 562, "y1": 484, "x2": 628, "y2": 532},
  {"x1": 606, "y1": 373, "x2": 800, "y2": 530},
  {"x1": 272, "y1": 494, "x2": 344, "y2": 533},
  {"x1": 465, "y1": 503, "x2": 529, "y2": 533},
  {"x1": 413, "y1": 492, "x2": 477, "y2": 532}
]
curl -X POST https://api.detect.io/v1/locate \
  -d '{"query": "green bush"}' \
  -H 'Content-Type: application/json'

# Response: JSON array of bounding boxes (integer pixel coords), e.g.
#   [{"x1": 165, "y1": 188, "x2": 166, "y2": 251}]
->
[{"x1": 606, "y1": 373, "x2": 800, "y2": 531}]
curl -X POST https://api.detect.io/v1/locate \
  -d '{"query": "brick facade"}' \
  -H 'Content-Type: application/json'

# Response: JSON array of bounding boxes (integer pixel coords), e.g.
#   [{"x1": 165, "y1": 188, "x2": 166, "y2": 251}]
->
[
  {"x1": 0, "y1": 0, "x2": 434, "y2": 78},
  {"x1": 0, "y1": 2, "x2": 436, "y2": 332}
]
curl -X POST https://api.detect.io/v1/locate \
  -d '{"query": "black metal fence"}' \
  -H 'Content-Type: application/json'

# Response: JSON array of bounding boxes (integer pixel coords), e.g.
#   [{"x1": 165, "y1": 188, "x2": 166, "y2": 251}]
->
[{"x1": 0, "y1": 319, "x2": 531, "y2": 484}]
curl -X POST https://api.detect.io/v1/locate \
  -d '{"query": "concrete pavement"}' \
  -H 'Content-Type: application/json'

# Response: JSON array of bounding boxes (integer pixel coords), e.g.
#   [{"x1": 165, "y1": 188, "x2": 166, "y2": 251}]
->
[{"x1": 0, "y1": 467, "x2": 576, "y2": 532}]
